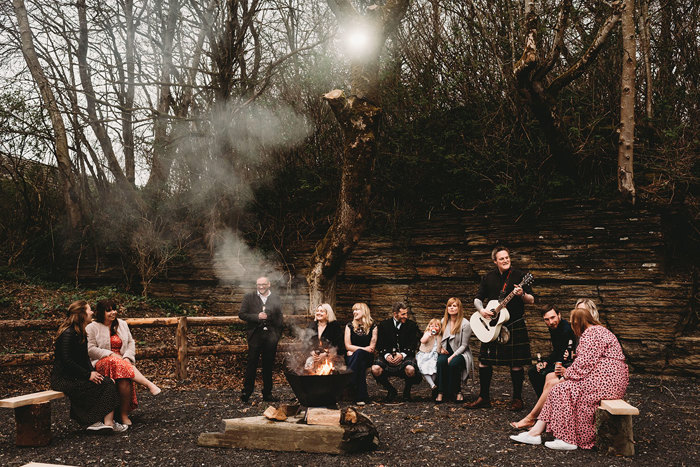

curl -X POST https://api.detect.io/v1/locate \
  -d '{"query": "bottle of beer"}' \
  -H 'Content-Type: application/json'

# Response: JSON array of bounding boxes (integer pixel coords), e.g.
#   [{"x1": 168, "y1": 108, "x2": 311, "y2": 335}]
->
[
  {"x1": 564, "y1": 339, "x2": 574, "y2": 364},
  {"x1": 261, "y1": 305, "x2": 268, "y2": 331}
]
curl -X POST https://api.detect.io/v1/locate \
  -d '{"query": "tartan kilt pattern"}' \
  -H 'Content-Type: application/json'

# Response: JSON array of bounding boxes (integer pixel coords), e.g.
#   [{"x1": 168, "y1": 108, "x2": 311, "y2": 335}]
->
[{"x1": 478, "y1": 319, "x2": 531, "y2": 367}]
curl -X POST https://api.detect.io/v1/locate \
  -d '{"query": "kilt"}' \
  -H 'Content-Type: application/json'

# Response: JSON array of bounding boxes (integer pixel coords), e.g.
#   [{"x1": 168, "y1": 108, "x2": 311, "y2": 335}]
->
[
  {"x1": 478, "y1": 318, "x2": 531, "y2": 367},
  {"x1": 374, "y1": 355, "x2": 419, "y2": 379}
]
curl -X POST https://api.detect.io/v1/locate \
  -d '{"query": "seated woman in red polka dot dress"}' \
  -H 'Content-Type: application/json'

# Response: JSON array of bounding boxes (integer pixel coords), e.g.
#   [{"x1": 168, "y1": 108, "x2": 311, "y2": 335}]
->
[
  {"x1": 510, "y1": 307, "x2": 629, "y2": 450},
  {"x1": 86, "y1": 299, "x2": 161, "y2": 426}
]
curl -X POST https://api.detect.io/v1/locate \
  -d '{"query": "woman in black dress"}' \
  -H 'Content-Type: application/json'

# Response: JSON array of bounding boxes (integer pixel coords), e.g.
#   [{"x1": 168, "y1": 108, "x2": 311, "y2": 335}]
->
[
  {"x1": 50, "y1": 300, "x2": 127, "y2": 432},
  {"x1": 305, "y1": 303, "x2": 346, "y2": 368},
  {"x1": 344, "y1": 303, "x2": 377, "y2": 405}
]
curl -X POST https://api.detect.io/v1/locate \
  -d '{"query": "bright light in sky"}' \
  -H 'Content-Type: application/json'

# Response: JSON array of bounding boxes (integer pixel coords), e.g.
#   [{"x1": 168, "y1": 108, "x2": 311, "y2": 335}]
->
[{"x1": 343, "y1": 23, "x2": 377, "y2": 58}]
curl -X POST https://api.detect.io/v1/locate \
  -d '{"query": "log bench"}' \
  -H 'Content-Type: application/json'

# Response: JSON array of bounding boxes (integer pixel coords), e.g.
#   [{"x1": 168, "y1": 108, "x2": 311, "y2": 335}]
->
[
  {"x1": 0, "y1": 390, "x2": 65, "y2": 447},
  {"x1": 595, "y1": 399, "x2": 639, "y2": 456}
]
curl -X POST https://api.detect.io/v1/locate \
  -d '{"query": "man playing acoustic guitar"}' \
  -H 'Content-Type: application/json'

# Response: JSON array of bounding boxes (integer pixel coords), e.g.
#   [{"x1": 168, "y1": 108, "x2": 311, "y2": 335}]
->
[{"x1": 466, "y1": 246, "x2": 535, "y2": 411}]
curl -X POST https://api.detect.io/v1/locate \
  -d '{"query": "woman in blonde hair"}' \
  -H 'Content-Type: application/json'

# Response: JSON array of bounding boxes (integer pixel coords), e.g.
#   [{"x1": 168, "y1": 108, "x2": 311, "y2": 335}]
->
[
  {"x1": 435, "y1": 298, "x2": 473, "y2": 403},
  {"x1": 304, "y1": 303, "x2": 345, "y2": 369},
  {"x1": 50, "y1": 301, "x2": 126, "y2": 433},
  {"x1": 575, "y1": 298, "x2": 599, "y2": 320},
  {"x1": 344, "y1": 303, "x2": 378, "y2": 405}
]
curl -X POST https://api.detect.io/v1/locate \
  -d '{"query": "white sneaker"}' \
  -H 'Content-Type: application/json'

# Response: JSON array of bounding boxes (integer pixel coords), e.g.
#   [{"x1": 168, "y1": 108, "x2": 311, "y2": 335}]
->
[
  {"x1": 545, "y1": 438, "x2": 577, "y2": 450},
  {"x1": 112, "y1": 421, "x2": 129, "y2": 433},
  {"x1": 86, "y1": 422, "x2": 113, "y2": 432},
  {"x1": 510, "y1": 431, "x2": 542, "y2": 445}
]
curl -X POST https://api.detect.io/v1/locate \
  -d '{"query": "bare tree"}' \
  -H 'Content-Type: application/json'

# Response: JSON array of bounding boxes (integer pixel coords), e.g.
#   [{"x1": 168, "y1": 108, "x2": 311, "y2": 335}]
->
[
  {"x1": 513, "y1": 0, "x2": 623, "y2": 179},
  {"x1": 306, "y1": 0, "x2": 410, "y2": 310},
  {"x1": 618, "y1": 0, "x2": 636, "y2": 202},
  {"x1": 12, "y1": 0, "x2": 82, "y2": 229}
]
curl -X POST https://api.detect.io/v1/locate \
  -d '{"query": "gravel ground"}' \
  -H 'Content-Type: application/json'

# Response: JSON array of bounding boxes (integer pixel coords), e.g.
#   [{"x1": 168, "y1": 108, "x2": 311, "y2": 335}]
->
[{"x1": 1, "y1": 369, "x2": 697, "y2": 467}]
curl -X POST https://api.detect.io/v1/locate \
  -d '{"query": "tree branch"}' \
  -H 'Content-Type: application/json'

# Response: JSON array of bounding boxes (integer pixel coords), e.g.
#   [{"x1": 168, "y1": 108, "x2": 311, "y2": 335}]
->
[{"x1": 547, "y1": 1, "x2": 623, "y2": 96}]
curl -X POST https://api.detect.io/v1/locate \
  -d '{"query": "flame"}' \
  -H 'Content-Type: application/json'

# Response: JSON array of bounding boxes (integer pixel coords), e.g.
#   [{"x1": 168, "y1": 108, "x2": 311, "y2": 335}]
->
[{"x1": 315, "y1": 358, "x2": 334, "y2": 375}]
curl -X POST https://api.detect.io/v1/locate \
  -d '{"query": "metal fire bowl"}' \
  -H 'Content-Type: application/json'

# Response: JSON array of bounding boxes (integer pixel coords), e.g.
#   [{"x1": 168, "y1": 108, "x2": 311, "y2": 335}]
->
[{"x1": 284, "y1": 369, "x2": 353, "y2": 408}]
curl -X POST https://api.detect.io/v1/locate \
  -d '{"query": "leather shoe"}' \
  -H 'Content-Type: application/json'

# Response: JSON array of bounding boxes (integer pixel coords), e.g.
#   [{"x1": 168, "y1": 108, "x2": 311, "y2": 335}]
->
[
  {"x1": 383, "y1": 388, "x2": 398, "y2": 402},
  {"x1": 239, "y1": 393, "x2": 251, "y2": 403},
  {"x1": 431, "y1": 387, "x2": 439, "y2": 400},
  {"x1": 465, "y1": 396, "x2": 492, "y2": 409},
  {"x1": 262, "y1": 394, "x2": 279, "y2": 402},
  {"x1": 508, "y1": 399, "x2": 524, "y2": 411}
]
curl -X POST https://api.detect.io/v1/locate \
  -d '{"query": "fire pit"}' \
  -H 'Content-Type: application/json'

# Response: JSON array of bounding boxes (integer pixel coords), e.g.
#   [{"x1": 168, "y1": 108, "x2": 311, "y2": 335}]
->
[{"x1": 284, "y1": 368, "x2": 353, "y2": 408}]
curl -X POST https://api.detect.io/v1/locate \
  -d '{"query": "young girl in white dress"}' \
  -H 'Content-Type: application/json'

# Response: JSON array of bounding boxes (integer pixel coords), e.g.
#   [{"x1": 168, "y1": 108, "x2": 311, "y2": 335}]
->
[{"x1": 416, "y1": 319, "x2": 442, "y2": 391}]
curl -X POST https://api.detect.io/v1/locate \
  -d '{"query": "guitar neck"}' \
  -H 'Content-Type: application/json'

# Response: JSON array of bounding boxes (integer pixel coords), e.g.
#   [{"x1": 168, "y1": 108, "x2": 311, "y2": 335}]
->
[{"x1": 494, "y1": 291, "x2": 516, "y2": 312}]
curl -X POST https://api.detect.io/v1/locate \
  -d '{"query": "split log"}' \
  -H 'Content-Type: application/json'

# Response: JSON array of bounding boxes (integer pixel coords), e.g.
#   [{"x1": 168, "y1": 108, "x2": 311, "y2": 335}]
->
[
  {"x1": 263, "y1": 404, "x2": 300, "y2": 421},
  {"x1": 198, "y1": 413, "x2": 379, "y2": 454},
  {"x1": 342, "y1": 407, "x2": 357, "y2": 424},
  {"x1": 306, "y1": 407, "x2": 341, "y2": 426}
]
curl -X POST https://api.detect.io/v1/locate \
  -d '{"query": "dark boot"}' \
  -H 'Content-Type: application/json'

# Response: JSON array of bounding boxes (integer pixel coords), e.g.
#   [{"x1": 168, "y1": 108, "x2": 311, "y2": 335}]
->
[
  {"x1": 402, "y1": 382, "x2": 413, "y2": 401},
  {"x1": 375, "y1": 373, "x2": 397, "y2": 402}
]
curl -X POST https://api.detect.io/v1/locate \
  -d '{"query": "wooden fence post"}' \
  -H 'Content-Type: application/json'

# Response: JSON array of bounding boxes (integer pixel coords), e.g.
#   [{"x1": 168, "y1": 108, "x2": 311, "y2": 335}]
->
[{"x1": 176, "y1": 316, "x2": 188, "y2": 380}]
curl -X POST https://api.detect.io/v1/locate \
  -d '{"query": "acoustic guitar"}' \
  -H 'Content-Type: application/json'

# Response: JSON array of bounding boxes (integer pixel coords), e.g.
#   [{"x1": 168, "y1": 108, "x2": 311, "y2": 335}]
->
[{"x1": 470, "y1": 273, "x2": 534, "y2": 343}]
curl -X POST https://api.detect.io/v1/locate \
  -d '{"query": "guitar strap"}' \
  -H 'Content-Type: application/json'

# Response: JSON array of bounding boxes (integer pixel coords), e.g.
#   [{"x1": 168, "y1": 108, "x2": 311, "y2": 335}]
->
[{"x1": 499, "y1": 269, "x2": 512, "y2": 299}]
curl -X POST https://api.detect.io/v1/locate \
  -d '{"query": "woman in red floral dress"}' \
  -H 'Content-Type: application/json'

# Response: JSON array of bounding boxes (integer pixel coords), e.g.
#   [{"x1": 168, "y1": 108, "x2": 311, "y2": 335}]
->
[
  {"x1": 87, "y1": 299, "x2": 160, "y2": 425},
  {"x1": 510, "y1": 307, "x2": 629, "y2": 450}
]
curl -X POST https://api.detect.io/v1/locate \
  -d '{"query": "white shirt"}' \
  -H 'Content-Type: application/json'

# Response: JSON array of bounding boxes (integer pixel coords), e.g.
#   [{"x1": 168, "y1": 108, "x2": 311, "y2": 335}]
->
[{"x1": 257, "y1": 291, "x2": 270, "y2": 305}]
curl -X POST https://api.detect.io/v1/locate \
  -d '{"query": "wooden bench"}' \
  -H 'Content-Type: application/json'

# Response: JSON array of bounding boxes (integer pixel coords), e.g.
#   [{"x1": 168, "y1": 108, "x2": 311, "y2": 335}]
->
[
  {"x1": 595, "y1": 399, "x2": 639, "y2": 456},
  {"x1": 1, "y1": 390, "x2": 65, "y2": 447}
]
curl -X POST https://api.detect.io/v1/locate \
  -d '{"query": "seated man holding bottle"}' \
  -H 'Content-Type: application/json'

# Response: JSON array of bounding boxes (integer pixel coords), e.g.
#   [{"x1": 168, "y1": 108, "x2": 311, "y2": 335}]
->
[
  {"x1": 509, "y1": 304, "x2": 577, "y2": 429},
  {"x1": 528, "y1": 304, "x2": 576, "y2": 397},
  {"x1": 371, "y1": 302, "x2": 422, "y2": 402}
]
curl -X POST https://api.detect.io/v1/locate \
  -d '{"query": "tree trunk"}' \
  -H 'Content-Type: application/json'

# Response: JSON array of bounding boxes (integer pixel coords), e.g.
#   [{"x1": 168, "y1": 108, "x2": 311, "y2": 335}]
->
[
  {"x1": 307, "y1": 0, "x2": 410, "y2": 310},
  {"x1": 122, "y1": 0, "x2": 136, "y2": 184},
  {"x1": 76, "y1": 0, "x2": 133, "y2": 193},
  {"x1": 618, "y1": 0, "x2": 636, "y2": 203},
  {"x1": 12, "y1": 0, "x2": 82, "y2": 230},
  {"x1": 638, "y1": 0, "x2": 653, "y2": 122},
  {"x1": 146, "y1": 0, "x2": 180, "y2": 192}
]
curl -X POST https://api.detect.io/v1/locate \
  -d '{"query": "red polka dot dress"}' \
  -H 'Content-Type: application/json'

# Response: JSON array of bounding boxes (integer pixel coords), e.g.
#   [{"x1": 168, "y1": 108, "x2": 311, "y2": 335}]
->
[
  {"x1": 95, "y1": 334, "x2": 138, "y2": 408},
  {"x1": 538, "y1": 325, "x2": 628, "y2": 449}
]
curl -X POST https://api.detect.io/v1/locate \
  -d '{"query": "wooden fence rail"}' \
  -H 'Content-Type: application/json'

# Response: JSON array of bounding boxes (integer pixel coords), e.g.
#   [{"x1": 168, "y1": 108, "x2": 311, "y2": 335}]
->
[{"x1": 0, "y1": 315, "x2": 311, "y2": 380}]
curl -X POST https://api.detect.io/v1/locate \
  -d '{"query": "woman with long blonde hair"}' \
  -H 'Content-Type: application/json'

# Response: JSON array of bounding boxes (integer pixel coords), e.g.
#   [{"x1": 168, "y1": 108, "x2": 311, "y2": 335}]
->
[
  {"x1": 344, "y1": 303, "x2": 378, "y2": 405},
  {"x1": 435, "y1": 298, "x2": 473, "y2": 403},
  {"x1": 51, "y1": 301, "x2": 126, "y2": 432}
]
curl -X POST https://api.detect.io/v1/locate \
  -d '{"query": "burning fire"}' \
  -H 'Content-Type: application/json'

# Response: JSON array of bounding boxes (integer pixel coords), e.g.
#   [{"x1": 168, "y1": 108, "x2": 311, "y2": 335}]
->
[{"x1": 315, "y1": 358, "x2": 335, "y2": 375}]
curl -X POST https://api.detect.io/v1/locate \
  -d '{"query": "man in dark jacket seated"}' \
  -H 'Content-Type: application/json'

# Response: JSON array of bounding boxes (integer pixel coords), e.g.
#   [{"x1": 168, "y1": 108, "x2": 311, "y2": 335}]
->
[
  {"x1": 528, "y1": 304, "x2": 577, "y2": 397},
  {"x1": 371, "y1": 302, "x2": 421, "y2": 402}
]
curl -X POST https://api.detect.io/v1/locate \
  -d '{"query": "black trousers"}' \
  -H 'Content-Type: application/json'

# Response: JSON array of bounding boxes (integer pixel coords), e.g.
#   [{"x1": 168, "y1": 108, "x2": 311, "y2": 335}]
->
[{"x1": 243, "y1": 329, "x2": 279, "y2": 396}]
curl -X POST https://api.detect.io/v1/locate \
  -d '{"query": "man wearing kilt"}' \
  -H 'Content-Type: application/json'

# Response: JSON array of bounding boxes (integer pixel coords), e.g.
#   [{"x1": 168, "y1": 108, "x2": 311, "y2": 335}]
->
[{"x1": 466, "y1": 246, "x2": 534, "y2": 411}]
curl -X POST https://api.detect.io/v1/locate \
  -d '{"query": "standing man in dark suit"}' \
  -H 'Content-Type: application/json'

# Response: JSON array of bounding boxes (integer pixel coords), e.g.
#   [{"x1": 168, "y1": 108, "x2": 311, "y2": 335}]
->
[
  {"x1": 371, "y1": 302, "x2": 421, "y2": 402},
  {"x1": 238, "y1": 276, "x2": 283, "y2": 402}
]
